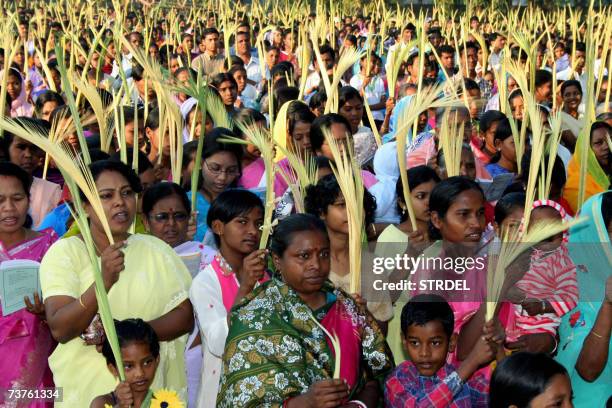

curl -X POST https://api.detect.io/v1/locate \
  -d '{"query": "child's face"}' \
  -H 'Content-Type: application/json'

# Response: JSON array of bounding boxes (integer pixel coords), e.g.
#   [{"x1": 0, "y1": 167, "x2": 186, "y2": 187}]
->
[
  {"x1": 402, "y1": 321, "x2": 455, "y2": 377},
  {"x1": 110, "y1": 342, "x2": 159, "y2": 394},
  {"x1": 528, "y1": 373, "x2": 573, "y2": 408},
  {"x1": 530, "y1": 206, "x2": 563, "y2": 249},
  {"x1": 496, "y1": 206, "x2": 524, "y2": 238}
]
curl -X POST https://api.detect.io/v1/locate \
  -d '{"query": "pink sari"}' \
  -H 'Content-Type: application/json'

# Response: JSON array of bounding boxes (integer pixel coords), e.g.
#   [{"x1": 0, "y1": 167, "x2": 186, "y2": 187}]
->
[
  {"x1": 0, "y1": 229, "x2": 57, "y2": 407},
  {"x1": 237, "y1": 158, "x2": 266, "y2": 190},
  {"x1": 320, "y1": 300, "x2": 361, "y2": 389}
]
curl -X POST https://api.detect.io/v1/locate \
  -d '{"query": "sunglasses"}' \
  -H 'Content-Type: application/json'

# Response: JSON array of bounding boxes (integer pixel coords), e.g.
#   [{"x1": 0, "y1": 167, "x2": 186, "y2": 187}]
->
[{"x1": 150, "y1": 211, "x2": 189, "y2": 223}]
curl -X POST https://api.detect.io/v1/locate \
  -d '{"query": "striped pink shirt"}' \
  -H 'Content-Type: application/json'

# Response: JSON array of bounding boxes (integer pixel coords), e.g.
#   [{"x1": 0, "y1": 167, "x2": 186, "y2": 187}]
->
[{"x1": 514, "y1": 244, "x2": 578, "y2": 336}]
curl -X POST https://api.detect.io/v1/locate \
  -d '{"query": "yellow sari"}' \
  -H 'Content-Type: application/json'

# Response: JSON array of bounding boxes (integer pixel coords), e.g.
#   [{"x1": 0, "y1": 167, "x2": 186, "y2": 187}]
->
[
  {"x1": 563, "y1": 129, "x2": 610, "y2": 213},
  {"x1": 40, "y1": 234, "x2": 191, "y2": 406}
]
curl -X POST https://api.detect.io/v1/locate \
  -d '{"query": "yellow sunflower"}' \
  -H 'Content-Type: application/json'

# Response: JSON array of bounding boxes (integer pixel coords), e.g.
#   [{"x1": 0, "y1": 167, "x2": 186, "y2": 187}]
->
[{"x1": 150, "y1": 389, "x2": 184, "y2": 408}]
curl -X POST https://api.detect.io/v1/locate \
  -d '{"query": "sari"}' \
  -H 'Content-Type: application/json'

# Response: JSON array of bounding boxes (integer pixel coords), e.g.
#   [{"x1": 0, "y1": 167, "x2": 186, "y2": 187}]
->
[
  {"x1": 563, "y1": 129, "x2": 611, "y2": 213},
  {"x1": 0, "y1": 70, "x2": 34, "y2": 117},
  {"x1": 217, "y1": 279, "x2": 393, "y2": 407},
  {"x1": 238, "y1": 158, "x2": 267, "y2": 190},
  {"x1": 40, "y1": 234, "x2": 192, "y2": 406},
  {"x1": 556, "y1": 192, "x2": 612, "y2": 408},
  {"x1": 0, "y1": 229, "x2": 57, "y2": 407}
]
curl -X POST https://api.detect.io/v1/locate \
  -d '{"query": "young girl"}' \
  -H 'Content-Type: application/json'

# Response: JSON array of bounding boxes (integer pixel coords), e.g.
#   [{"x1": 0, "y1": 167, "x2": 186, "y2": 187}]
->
[
  {"x1": 90, "y1": 319, "x2": 161, "y2": 408},
  {"x1": 273, "y1": 101, "x2": 316, "y2": 197},
  {"x1": 144, "y1": 107, "x2": 171, "y2": 181},
  {"x1": 180, "y1": 97, "x2": 214, "y2": 143},
  {"x1": 337, "y1": 86, "x2": 377, "y2": 166},
  {"x1": 377, "y1": 165, "x2": 441, "y2": 362},
  {"x1": 210, "y1": 73, "x2": 238, "y2": 114},
  {"x1": 505, "y1": 200, "x2": 578, "y2": 354},
  {"x1": 485, "y1": 117, "x2": 519, "y2": 178},
  {"x1": 493, "y1": 192, "x2": 525, "y2": 237},
  {"x1": 229, "y1": 65, "x2": 257, "y2": 110},
  {"x1": 489, "y1": 352, "x2": 573, "y2": 408},
  {"x1": 189, "y1": 189, "x2": 266, "y2": 408},
  {"x1": 305, "y1": 174, "x2": 392, "y2": 322},
  {"x1": 309, "y1": 113, "x2": 378, "y2": 189},
  {"x1": 191, "y1": 128, "x2": 243, "y2": 242},
  {"x1": 1, "y1": 68, "x2": 34, "y2": 117},
  {"x1": 471, "y1": 109, "x2": 505, "y2": 179},
  {"x1": 415, "y1": 176, "x2": 506, "y2": 369}
]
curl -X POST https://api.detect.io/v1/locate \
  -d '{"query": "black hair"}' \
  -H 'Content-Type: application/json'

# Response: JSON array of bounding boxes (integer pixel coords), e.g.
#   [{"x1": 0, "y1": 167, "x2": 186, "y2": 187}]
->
[
  {"x1": 90, "y1": 149, "x2": 111, "y2": 163},
  {"x1": 109, "y1": 148, "x2": 153, "y2": 175},
  {"x1": 0, "y1": 161, "x2": 33, "y2": 196},
  {"x1": 101, "y1": 318, "x2": 160, "y2": 368},
  {"x1": 145, "y1": 106, "x2": 160, "y2": 131},
  {"x1": 272, "y1": 86, "x2": 299, "y2": 117},
  {"x1": 270, "y1": 62, "x2": 294, "y2": 80},
  {"x1": 287, "y1": 101, "x2": 316, "y2": 136},
  {"x1": 308, "y1": 90, "x2": 327, "y2": 111},
  {"x1": 459, "y1": 40, "x2": 479, "y2": 54},
  {"x1": 479, "y1": 110, "x2": 505, "y2": 134},
  {"x1": 508, "y1": 88, "x2": 523, "y2": 105},
  {"x1": 489, "y1": 352, "x2": 569, "y2": 408},
  {"x1": 534, "y1": 69, "x2": 553, "y2": 89},
  {"x1": 0, "y1": 117, "x2": 49, "y2": 159},
  {"x1": 520, "y1": 151, "x2": 566, "y2": 193},
  {"x1": 318, "y1": 44, "x2": 335, "y2": 61},
  {"x1": 574, "y1": 41, "x2": 586, "y2": 54},
  {"x1": 83, "y1": 160, "x2": 143, "y2": 202},
  {"x1": 305, "y1": 174, "x2": 376, "y2": 226},
  {"x1": 590, "y1": 120, "x2": 612, "y2": 142},
  {"x1": 206, "y1": 189, "x2": 264, "y2": 246},
  {"x1": 309, "y1": 113, "x2": 352, "y2": 151},
  {"x1": 132, "y1": 63, "x2": 145, "y2": 82},
  {"x1": 560, "y1": 79, "x2": 582, "y2": 96},
  {"x1": 34, "y1": 90, "x2": 64, "y2": 118},
  {"x1": 437, "y1": 44, "x2": 455, "y2": 56},
  {"x1": 202, "y1": 27, "x2": 219, "y2": 39},
  {"x1": 202, "y1": 127, "x2": 243, "y2": 165},
  {"x1": 396, "y1": 165, "x2": 441, "y2": 223},
  {"x1": 494, "y1": 192, "x2": 526, "y2": 225},
  {"x1": 464, "y1": 78, "x2": 480, "y2": 93},
  {"x1": 489, "y1": 117, "x2": 514, "y2": 164},
  {"x1": 228, "y1": 64, "x2": 247, "y2": 77},
  {"x1": 269, "y1": 213, "x2": 328, "y2": 257},
  {"x1": 142, "y1": 182, "x2": 190, "y2": 217},
  {"x1": 210, "y1": 72, "x2": 238, "y2": 92},
  {"x1": 428, "y1": 176, "x2": 484, "y2": 240},
  {"x1": 233, "y1": 108, "x2": 267, "y2": 138},
  {"x1": 400, "y1": 293, "x2": 454, "y2": 338},
  {"x1": 338, "y1": 86, "x2": 363, "y2": 109}
]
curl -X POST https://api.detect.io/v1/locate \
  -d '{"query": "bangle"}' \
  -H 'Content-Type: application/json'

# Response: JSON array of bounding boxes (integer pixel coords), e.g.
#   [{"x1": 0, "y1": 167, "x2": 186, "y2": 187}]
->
[
  {"x1": 541, "y1": 300, "x2": 546, "y2": 313},
  {"x1": 282, "y1": 397, "x2": 293, "y2": 408},
  {"x1": 79, "y1": 294, "x2": 86, "y2": 308},
  {"x1": 348, "y1": 401, "x2": 367, "y2": 408},
  {"x1": 590, "y1": 330, "x2": 610, "y2": 340},
  {"x1": 370, "y1": 223, "x2": 377, "y2": 237}
]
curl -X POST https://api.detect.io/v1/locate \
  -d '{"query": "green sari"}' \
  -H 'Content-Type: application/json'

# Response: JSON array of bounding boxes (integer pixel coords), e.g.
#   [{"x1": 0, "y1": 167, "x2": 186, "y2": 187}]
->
[{"x1": 216, "y1": 279, "x2": 394, "y2": 407}]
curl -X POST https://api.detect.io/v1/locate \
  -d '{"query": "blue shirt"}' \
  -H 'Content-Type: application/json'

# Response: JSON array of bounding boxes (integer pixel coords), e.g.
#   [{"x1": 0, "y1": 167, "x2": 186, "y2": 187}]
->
[{"x1": 37, "y1": 202, "x2": 71, "y2": 237}]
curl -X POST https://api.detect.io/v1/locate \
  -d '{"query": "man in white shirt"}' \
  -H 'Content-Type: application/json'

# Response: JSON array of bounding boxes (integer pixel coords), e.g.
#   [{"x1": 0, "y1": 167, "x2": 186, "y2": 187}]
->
[
  {"x1": 556, "y1": 42, "x2": 588, "y2": 95},
  {"x1": 488, "y1": 33, "x2": 506, "y2": 72},
  {"x1": 234, "y1": 31, "x2": 262, "y2": 85},
  {"x1": 304, "y1": 45, "x2": 336, "y2": 100}
]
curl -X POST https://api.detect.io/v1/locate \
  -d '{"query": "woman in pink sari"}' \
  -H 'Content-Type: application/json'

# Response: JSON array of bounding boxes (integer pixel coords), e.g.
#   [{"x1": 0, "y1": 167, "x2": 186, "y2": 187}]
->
[
  {"x1": 0, "y1": 162, "x2": 57, "y2": 407},
  {"x1": 1, "y1": 68, "x2": 34, "y2": 118},
  {"x1": 217, "y1": 214, "x2": 393, "y2": 408}
]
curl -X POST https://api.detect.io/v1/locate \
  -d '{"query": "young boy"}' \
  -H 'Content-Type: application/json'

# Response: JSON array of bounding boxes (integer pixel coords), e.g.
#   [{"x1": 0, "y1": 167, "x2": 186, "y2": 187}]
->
[{"x1": 385, "y1": 294, "x2": 503, "y2": 408}]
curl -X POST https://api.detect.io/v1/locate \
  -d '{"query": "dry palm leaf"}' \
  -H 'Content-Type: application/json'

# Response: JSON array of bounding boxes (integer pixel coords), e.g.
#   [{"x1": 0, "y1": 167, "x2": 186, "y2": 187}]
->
[
  {"x1": 309, "y1": 314, "x2": 341, "y2": 379},
  {"x1": 323, "y1": 128, "x2": 364, "y2": 294},
  {"x1": 275, "y1": 145, "x2": 317, "y2": 214},
  {"x1": 324, "y1": 47, "x2": 364, "y2": 114},
  {"x1": 486, "y1": 217, "x2": 583, "y2": 321},
  {"x1": 438, "y1": 109, "x2": 465, "y2": 177},
  {"x1": 220, "y1": 122, "x2": 277, "y2": 249}
]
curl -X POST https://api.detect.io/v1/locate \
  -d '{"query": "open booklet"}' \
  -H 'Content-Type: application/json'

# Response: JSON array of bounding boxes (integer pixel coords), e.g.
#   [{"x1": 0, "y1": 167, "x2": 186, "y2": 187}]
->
[{"x1": 0, "y1": 259, "x2": 40, "y2": 316}]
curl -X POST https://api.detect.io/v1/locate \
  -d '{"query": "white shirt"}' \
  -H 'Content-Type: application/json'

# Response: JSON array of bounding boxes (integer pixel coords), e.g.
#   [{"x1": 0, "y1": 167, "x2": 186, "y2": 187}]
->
[
  {"x1": 489, "y1": 50, "x2": 503, "y2": 72},
  {"x1": 349, "y1": 74, "x2": 386, "y2": 121},
  {"x1": 189, "y1": 262, "x2": 237, "y2": 408},
  {"x1": 242, "y1": 55, "x2": 262, "y2": 84}
]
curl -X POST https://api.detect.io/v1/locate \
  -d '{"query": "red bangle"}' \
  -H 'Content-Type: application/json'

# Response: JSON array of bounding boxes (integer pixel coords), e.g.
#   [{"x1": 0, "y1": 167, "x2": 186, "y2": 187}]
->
[{"x1": 283, "y1": 397, "x2": 293, "y2": 408}]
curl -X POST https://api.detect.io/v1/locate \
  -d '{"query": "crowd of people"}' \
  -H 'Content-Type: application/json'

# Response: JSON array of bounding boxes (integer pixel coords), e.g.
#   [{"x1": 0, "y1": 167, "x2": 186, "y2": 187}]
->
[{"x1": 0, "y1": 0, "x2": 611, "y2": 407}]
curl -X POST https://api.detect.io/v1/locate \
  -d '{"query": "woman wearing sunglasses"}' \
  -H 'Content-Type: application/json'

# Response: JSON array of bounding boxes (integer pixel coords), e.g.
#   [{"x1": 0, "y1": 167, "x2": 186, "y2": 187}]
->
[
  {"x1": 142, "y1": 182, "x2": 216, "y2": 408},
  {"x1": 191, "y1": 128, "x2": 243, "y2": 242}
]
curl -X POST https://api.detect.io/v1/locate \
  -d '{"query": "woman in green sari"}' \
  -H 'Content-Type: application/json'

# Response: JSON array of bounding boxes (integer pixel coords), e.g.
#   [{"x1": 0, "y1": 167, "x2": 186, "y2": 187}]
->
[{"x1": 217, "y1": 214, "x2": 393, "y2": 407}]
